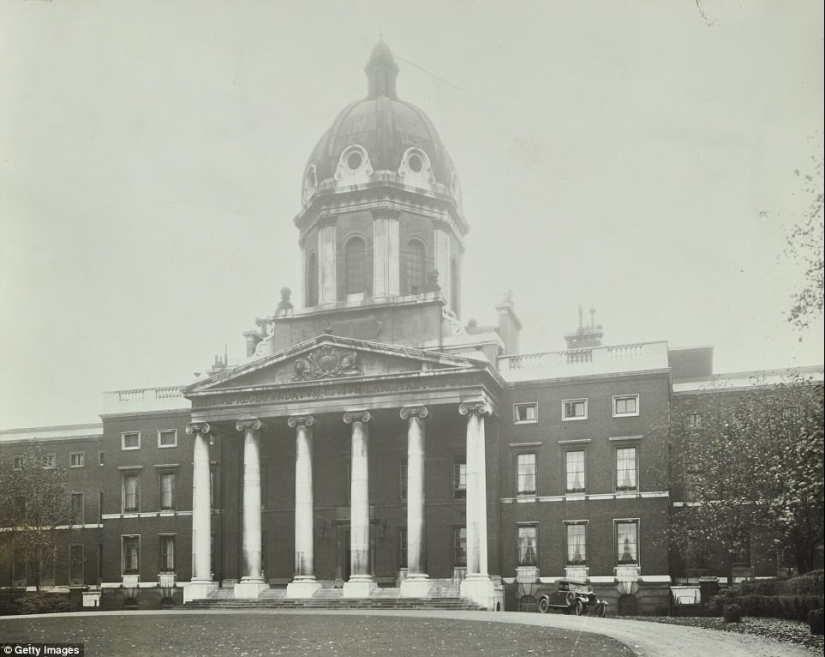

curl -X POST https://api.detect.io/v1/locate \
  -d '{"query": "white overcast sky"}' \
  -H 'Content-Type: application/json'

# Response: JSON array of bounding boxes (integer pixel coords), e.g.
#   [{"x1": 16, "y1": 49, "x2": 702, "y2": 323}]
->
[{"x1": 1, "y1": 1, "x2": 823, "y2": 429}]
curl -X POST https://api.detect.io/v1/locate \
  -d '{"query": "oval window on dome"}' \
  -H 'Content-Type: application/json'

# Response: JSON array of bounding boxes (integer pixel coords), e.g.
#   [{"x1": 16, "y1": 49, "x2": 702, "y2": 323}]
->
[
  {"x1": 408, "y1": 153, "x2": 423, "y2": 173},
  {"x1": 347, "y1": 151, "x2": 363, "y2": 171}
]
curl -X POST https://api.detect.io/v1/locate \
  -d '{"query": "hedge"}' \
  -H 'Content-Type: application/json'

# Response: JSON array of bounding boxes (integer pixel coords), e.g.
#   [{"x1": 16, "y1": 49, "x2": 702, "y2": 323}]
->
[
  {"x1": 810, "y1": 608, "x2": 824, "y2": 636},
  {"x1": 0, "y1": 592, "x2": 79, "y2": 616},
  {"x1": 739, "y1": 571, "x2": 824, "y2": 598},
  {"x1": 737, "y1": 594, "x2": 824, "y2": 623}
]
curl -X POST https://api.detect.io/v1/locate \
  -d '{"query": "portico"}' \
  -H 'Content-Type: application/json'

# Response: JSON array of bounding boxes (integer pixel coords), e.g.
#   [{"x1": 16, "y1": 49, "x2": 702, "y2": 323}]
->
[{"x1": 182, "y1": 335, "x2": 501, "y2": 608}]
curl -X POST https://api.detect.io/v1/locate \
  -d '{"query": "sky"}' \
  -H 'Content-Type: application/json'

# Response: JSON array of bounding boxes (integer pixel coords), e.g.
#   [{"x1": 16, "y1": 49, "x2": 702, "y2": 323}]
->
[{"x1": 1, "y1": 0, "x2": 823, "y2": 430}]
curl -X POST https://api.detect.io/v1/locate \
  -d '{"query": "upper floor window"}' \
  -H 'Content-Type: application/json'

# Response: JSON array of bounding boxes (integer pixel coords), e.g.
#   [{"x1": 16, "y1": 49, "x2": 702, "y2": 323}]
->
[
  {"x1": 158, "y1": 430, "x2": 177, "y2": 448},
  {"x1": 13, "y1": 456, "x2": 23, "y2": 470},
  {"x1": 565, "y1": 522, "x2": 587, "y2": 565},
  {"x1": 453, "y1": 459, "x2": 466, "y2": 499},
  {"x1": 160, "y1": 472, "x2": 176, "y2": 511},
  {"x1": 344, "y1": 236, "x2": 368, "y2": 298},
  {"x1": 616, "y1": 520, "x2": 639, "y2": 565},
  {"x1": 42, "y1": 454, "x2": 56, "y2": 469},
  {"x1": 565, "y1": 450, "x2": 586, "y2": 493},
  {"x1": 517, "y1": 525, "x2": 538, "y2": 566},
  {"x1": 123, "y1": 474, "x2": 140, "y2": 513},
  {"x1": 122, "y1": 432, "x2": 140, "y2": 450},
  {"x1": 616, "y1": 447, "x2": 638, "y2": 492},
  {"x1": 516, "y1": 453, "x2": 537, "y2": 496},
  {"x1": 70, "y1": 452, "x2": 85, "y2": 468},
  {"x1": 513, "y1": 403, "x2": 537, "y2": 424},
  {"x1": 402, "y1": 238, "x2": 427, "y2": 295},
  {"x1": 686, "y1": 412, "x2": 703, "y2": 429},
  {"x1": 613, "y1": 395, "x2": 639, "y2": 417},
  {"x1": 71, "y1": 492, "x2": 84, "y2": 525},
  {"x1": 563, "y1": 399, "x2": 587, "y2": 421}
]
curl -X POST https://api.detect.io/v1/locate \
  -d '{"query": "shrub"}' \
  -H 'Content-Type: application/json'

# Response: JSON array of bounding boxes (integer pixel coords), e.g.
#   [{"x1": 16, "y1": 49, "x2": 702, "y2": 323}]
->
[
  {"x1": 723, "y1": 603, "x2": 742, "y2": 623},
  {"x1": 734, "y1": 594, "x2": 824, "y2": 622},
  {"x1": 705, "y1": 588, "x2": 737, "y2": 617},
  {"x1": 8, "y1": 593, "x2": 78, "y2": 615},
  {"x1": 780, "y1": 570, "x2": 824, "y2": 597},
  {"x1": 810, "y1": 608, "x2": 824, "y2": 636},
  {"x1": 739, "y1": 579, "x2": 784, "y2": 597}
]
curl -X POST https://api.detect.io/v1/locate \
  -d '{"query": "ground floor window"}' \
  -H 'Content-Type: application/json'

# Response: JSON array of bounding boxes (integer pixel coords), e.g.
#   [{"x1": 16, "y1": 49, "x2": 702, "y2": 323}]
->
[
  {"x1": 159, "y1": 535, "x2": 175, "y2": 573},
  {"x1": 123, "y1": 535, "x2": 140, "y2": 574},
  {"x1": 517, "y1": 525, "x2": 538, "y2": 566},
  {"x1": 565, "y1": 522, "x2": 587, "y2": 565},
  {"x1": 70, "y1": 544, "x2": 84, "y2": 584},
  {"x1": 616, "y1": 521, "x2": 639, "y2": 565},
  {"x1": 453, "y1": 527, "x2": 467, "y2": 568},
  {"x1": 398, "y1": 528, "x2": 407, "y2": 570}
]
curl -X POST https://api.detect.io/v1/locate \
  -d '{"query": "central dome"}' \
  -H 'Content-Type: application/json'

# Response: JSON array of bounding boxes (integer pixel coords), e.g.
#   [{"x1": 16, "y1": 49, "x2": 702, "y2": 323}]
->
[{"x1": 301, "y1": 40, "x2": 461, "y2": 207}]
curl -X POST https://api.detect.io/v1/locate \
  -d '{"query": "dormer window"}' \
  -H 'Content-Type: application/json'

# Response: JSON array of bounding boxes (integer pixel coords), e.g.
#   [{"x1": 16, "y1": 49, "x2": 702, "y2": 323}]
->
[
  {"x1": 302, "y1": 165, "x2": 317, "y2": 205},
  {"x1": 335, "y1": 145, "x2": 373, "y2": 185},
  {"x1": 399, "y1": 148, "x2": 434, "y2": 190}
]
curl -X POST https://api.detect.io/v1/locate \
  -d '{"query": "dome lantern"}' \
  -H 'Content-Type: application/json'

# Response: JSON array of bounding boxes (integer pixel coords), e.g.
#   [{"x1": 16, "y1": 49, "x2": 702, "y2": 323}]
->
[{"x1": 365, "y1": 38, "x2": 399, "y2": 99}]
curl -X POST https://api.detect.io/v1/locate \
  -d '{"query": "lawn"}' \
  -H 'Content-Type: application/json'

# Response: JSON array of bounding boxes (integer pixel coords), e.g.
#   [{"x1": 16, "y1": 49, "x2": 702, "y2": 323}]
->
[{"x1": 0, "y1": 612, "x2": 634, "y2": 657}]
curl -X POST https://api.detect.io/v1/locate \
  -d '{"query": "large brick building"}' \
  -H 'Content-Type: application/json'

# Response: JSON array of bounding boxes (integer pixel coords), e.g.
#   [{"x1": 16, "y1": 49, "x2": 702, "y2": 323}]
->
[{"x1": 1, "y1": 41, "x2": 821, "y2": 613}]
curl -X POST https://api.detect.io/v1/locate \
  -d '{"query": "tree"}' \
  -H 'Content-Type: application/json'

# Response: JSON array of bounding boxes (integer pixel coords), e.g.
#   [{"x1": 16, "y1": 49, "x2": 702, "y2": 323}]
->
[
  {"x1": 749, "y1": 377, "x2": 824, "y2": 574},
  {"x1": 669, "y1": 375, "x2": 825, "y2": 579},
  {"x1": 787, "y1": 150, "x2": 824, "y2": 330},
  {"x1": 669, "y1": 383, "x2": 765, "y2": 584},
  {"x1": 0, "y1": 442, "x2": 72, "y2": 590}
]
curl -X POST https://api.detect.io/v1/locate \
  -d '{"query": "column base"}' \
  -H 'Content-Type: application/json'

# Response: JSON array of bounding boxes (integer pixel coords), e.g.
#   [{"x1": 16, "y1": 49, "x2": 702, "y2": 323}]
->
[
  {"x1": 183, "y1": 580, "x2": 218, "y2": 603},
  {"x1": 400, "y1": 575, "x2": 431, "y2": 598},
  {"x1": 234, "y1": 578, "x2": 269, "y2": 599},
  {"x1": 460, "y1": 575, "x2": 497, "y2": 610},
  {"x1": 286, "y1": 577, "x2": 322, "y2": 599},
  {"x1": 342, "y1": 576, "x2": 377, "y2": 598}
]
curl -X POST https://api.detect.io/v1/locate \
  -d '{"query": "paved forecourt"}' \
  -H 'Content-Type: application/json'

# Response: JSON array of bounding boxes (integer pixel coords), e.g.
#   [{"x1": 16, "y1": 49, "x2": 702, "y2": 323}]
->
[{"x1": 0, "y1": 609, "x2": 816, "y2": 657}]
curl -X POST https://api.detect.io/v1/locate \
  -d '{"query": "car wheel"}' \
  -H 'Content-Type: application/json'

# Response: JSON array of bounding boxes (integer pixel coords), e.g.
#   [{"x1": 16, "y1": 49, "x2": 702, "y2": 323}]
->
[
  {"x1": 538, "y1": 597, "x2": 550, "y2": 614},
  {"x1": 597, "y1": 603, "x2": 607, "y2": 618},
  {"x1": 572, "y1": 600, "x2": 584, "y2": 616}
]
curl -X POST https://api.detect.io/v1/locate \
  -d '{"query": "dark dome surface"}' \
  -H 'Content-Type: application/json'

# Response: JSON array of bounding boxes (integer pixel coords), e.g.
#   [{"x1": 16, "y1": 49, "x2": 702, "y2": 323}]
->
[{"x1": 303, "y1": 40, "x2": 457, "y2": 193}]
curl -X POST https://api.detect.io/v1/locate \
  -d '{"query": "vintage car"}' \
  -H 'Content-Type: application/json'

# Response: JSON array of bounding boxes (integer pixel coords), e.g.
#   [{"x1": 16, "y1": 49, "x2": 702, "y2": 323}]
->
[{"x1": 534, "y1": 578, "x2": 608, "y2": 616}]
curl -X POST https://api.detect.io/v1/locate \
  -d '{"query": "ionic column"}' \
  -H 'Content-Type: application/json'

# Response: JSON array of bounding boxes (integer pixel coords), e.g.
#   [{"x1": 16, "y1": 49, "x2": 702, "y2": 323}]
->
[
  {"x1": 400, "y1": 406, "x2": 430, "y2": 597},
  {"x1": 458, "y1": 402, "x2": 495, "y2": 609},
  {"x1": 286, "y1": 415, "x2": 321, "y2": 598},
  {"x1": 184, "y1": 422, "x2": 217, "y2": 602},
  {"x1": 342, "y1": 410, "x2": 376, "y2": 597},
  {"x1": 234, "y1": 418, "x2": 268, "y2": 599}
]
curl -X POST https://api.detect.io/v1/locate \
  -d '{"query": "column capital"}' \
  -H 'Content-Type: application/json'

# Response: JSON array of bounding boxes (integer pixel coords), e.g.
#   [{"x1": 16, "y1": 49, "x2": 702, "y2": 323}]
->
[
  {"x1": 400, "y1": 406, "x2": 428, "y2": 421},
  {"x1": 459, "y1": 402, "x2": 491, "y2": 418},
  {"x1": 186, "y1": 421, "x2": 211, "y2": 436},
  {"x1": 235, "y1": 417, "x2": 264, "y2": 433},
  {"x1": 343, "y1": 410, "x2": 371, "y2": 425},
  {"x1": 288, "y1": 414, "x2": 316, "y2": 429}
]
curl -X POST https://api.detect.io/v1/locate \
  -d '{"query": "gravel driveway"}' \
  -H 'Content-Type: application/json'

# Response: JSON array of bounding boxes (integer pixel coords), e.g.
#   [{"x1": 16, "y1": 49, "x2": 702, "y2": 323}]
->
[{"x1": 312, "y1": 609, "x2": 817, "y2": 657}]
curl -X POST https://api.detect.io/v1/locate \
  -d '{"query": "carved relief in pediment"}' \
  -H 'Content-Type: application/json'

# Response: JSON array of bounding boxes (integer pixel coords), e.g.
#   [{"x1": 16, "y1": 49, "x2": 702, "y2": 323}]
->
[{"x1": 293, "y1": 344, "x2": 363, "y2": 381}]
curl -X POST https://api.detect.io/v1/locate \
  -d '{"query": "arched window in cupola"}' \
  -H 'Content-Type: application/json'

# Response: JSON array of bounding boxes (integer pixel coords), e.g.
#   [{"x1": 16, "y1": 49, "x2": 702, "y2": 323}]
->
[
  {"x1": 306, "y1": 251, "x2": 318, "y2": 307},
  {"x1": 402, "y1": 238, "x2": 427, "y2": 295},
  {"x1": 344, "y1": 236, "x2": 369, "y2": 300}
]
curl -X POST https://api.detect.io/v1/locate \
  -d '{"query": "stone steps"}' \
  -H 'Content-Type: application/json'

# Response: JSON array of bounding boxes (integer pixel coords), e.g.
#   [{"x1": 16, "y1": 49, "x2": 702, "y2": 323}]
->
[{"x1": 184, "y1": 596, "x2": 482, "y2": 611}]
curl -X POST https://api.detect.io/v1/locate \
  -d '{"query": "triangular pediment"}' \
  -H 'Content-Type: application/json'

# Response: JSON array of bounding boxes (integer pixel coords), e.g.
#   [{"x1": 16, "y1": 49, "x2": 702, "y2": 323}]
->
[{"x1": 184, "y1": 335, "x2": 484, "y2": 395}]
